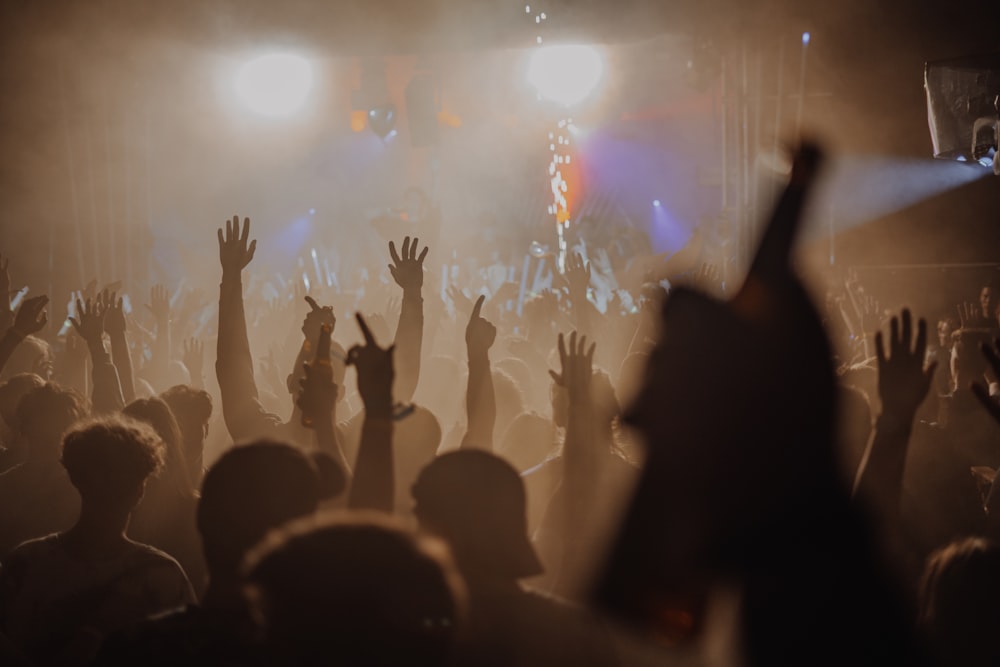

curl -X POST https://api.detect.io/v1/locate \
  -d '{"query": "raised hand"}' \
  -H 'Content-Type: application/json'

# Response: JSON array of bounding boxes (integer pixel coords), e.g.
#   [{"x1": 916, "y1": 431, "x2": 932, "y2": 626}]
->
[
  {"x1": 956, "y1": 301, "x2": 989, "y2": 331},
  {"x1": 562, "y1": 252, "x2": 592, "y2": 297},
  {"x1": 302, "y1": 295, "x2": 336, "y2": 346},
  {"x1": 875, "y1": 308, "x2": 936, "y2": 419},
  {"x1": 182, "y1": 338, "x2": 204, "y2": 380},
  {"x1": 82, "y1": 279, "x2": 98, "y2": 303},
  {"x1": 388, "y1": 236, "x2": 428, "y2": 292},
  {"x1": 447, "y1": 285, "x2": 475, "y2": 320},
  {"x1": 69, "y1": 297, "x2": 107, "y2": 346},
  {"x1": 972, "y1": 339, "x2": 1000, "y2": 424},
  {"x1": 549, "y1": 330, "x2": 596, "y2": 403},
  {"x1": 859, "y1": 294, "x2": 882, "y2": 336},
  {"x1": 101, "y1": 290, "x2": 127, "y2": 337},
  {"x1": 347, "y1": 313, "x2": 395, "y2": 417},
  {"x1": 466, "y1": 295, "x2": 496, "y2": 357},
  {"x1": 145, "y1": 285, "x2": 171, "y2": 323},
  {"x1": 11, "y1": 295, "x2": 48, "y2": 338},
  {"x1": 297, "y1": 324, "x2": 338, "y2": 427},
  {"x1": 217, "y1": 215, "x2": 257, "y2": 275}
]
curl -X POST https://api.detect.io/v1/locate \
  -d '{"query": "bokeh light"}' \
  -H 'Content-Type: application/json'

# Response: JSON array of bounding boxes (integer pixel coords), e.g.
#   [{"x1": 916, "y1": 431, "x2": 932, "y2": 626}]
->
[
  {"x1": 527, "y1": 45, "x2": 605, "y2": 108},
  {"x1": 234, "y1": 53, "x2": 314, "y2": 118}
]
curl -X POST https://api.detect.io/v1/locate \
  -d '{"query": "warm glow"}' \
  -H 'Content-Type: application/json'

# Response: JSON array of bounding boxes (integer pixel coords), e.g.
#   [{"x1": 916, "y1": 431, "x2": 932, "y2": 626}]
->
[
  {"x1": 437, "y1": 110, "x2": 463, "y2": 128},
  {"x1": 350, "y1": 109, "x2": 368, "y2": 132},
  {"x1": 527, "y1": 45, "x2": 605, "y2": 107},
  {"x1": 234, "y1": 53, "x2": 314, "y2": 118}
]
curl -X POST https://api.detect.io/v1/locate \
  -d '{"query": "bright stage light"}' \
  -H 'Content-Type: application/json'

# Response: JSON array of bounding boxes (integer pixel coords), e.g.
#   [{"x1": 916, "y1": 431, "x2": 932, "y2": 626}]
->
[
  {"x1": 653, "y1": 199, "x2": 661, "y2": 207},
  {"x1": 235, "y1": 53, "x2": 313, "y2": 118},
  {"x1": 527, "y1": 45, "x2": 605, "y2": 107}
]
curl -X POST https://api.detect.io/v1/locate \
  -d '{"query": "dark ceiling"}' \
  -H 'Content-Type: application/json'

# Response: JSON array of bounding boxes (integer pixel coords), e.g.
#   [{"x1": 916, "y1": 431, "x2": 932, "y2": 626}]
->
[{"x1": 1, "y1": 0, "x2": 999, "y2": 271}]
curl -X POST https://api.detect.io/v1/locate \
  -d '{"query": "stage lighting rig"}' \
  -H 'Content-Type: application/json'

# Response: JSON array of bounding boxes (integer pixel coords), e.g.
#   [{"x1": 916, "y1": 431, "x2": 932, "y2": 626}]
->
[{"x1": 926, "y1": 54, "x2": 1000, "y2": 175}]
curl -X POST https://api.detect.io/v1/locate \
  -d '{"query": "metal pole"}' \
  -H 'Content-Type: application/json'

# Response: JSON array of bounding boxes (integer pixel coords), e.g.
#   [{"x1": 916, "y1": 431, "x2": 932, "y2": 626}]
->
[
  {"x1": 795, "y1": 34, "x2": 810, "y2": 138},
  {"x1": 59, "y1": 62, "x2": 86, "y2": 289},
  {"x1": 105, "y1": 87, "x2": 117, "y2": 283}
]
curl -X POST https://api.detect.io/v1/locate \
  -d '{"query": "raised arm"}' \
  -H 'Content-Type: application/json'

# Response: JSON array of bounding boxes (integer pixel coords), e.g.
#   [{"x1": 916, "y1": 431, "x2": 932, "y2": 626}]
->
[
  {"x1": 0, "y1": 296, "x2": 48, "y2": 376},
  {"x1": 144, "y1": 284, "x2": 172, "y2": 389},
  {"x1": 214, "y1": 215, "x2": 282, "y2": 441},
  {"x1": 70, "y1": 297, "x2": 125, "y2": 414},
  {"x1": 550, "y1": 331, "x2": 600, "y2": 489},
  {"x1": 388, "y1": 236, "x2": 427, "y2": 403},
  {"x1": 297, "y1": 323, "x2": 351, "y2": 477},
  {"x1": 102, "y1": 291, "x2": 135, "y2": 403},
  {"x1": 181, "y1": 338, "x2": 205, "y2": 390},
  {"x1": 346, "y1": 314, "x2": 396, "y2": 512},
  {"x1": 563, "y1": 253, "x2": 593, "y2": 338},
  {"x1": 460, "y1": 295, "x2": 496, "y2": 450},
  {"x1": 853, "y1": 309, "x2": 936, "y2": 527}
]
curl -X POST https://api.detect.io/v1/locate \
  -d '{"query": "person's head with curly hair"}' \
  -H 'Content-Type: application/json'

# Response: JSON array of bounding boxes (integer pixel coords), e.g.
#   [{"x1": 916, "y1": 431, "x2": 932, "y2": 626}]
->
[{"x1": 61, "y1": 415, "x2": 165, "y2": 511}]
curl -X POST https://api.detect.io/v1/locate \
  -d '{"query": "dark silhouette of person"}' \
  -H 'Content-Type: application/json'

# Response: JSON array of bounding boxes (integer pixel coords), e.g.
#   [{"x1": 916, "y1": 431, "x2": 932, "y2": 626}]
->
[
  {"x1": 918, "y1": 537, "x2": 1000, "y2": 666},
  {"x1": 0, "y1": 416, "x2": 193, "y2": 666},
  {"x1": 412, "y1": 449, "x2": 616, "y2": 666},
  {"x1": 243, "y1": 513, "x2": 463, "y2": 667},
  {"x1": 96, "y1": 439, "x2": 343, "y2": 666},
  {"x1": 0, "y1": 383, "x2": 88, "y2": 555}
]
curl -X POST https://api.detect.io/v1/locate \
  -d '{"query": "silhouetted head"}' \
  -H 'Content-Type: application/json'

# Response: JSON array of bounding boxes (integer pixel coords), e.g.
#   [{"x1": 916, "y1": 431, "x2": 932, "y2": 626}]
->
[
  {"x1": 496, "y1": 357, "x2": 536, "y2": 410},
  {"x1": 243, "y1": 513, "x2": 463, "y2": 667},
  {"x1": 0, "y1": 373, "x2": 45, "y2": 431},
  {"x1": 16, "y1": 383, "x2": 88, "y2": 458},
  {"x1": 160, "y1": 384, "x2": 213, "y2": 484},
  {"x1": 160, "y1": 385, "x2": 212, "y2": 439},
  {"x1": 412, "y1": 450, "x2": 542, "y2": 581},
  {"x1": 61, "y1": 416, "x2": 164, "y2": 514},
  {"x1": 416, "y1": 355, "x2": 462, "y2": 427},
  {"x1": 919, "y1": 538, "x2": 1000, "y2": 666},
  {"x1": 491, "y1": 368, "x2": 524, "y2": 438},
  {"x1": 124, "y1": 396, "x2": 193, "y2": 496},
  {"x1": 981, "y1": 285, "x2": 994, "y2": 320},
  {"x1": 394, "y1": 406, "x2": 443, "y2": 512},
  {"x1": 1, "y1": 335, "x2": 52, "y2": 381},
  {"x1": 937, "y1": 318, "x2": 955, "y2": 349},
  {"x1": 498, "y1": 412, "x2": 554, "y2": 472},
  {"x1": 197, "y1": 441, "x2": 328, "y2": 577}
]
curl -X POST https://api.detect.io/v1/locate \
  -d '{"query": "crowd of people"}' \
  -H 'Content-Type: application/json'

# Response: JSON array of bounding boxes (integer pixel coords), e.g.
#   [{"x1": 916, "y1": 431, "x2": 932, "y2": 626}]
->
[{"x1": 0, "y1": 143, "x2": 999, "y2": 666}]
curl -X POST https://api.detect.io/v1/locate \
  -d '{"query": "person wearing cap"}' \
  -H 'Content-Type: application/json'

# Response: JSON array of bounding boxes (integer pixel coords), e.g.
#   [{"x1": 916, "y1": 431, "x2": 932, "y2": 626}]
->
[{"x1": 411, "y1": 449, "x2": 616, "y2": 667}]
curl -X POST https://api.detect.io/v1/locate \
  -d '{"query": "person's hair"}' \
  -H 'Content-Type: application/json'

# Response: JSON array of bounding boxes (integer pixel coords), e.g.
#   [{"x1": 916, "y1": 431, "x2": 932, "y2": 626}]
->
[
  {"x1": 491, "y1": 368, "x2": 524, "y2": 437},
  {"x1": 1, "y1": 335, "x2": 51, "y2": 380},
  {"x1": 123, "y1": 396, "x2": 193, "y2": 495},
  {"x1": 160, "y1": 384, "x2": 213, "y2": 429},
  {"x1": 243, "y1": 512, "x2": 464, "y2": 667},
  {"x1": 61, "y1": 415, "x2": 164, "y2": 503},
  {"x1": 0, "y1": 373, "x2": 45, "y2": 429},
  {"x1": 198, "y1": 440, "x2": 323, "y2": 574},
  {"x1": 15, "y1": 382, "x2": 88, "y2": 446},
  {"x1": 495, "y1": 357, "x2": 536, "y2": 411},
  {"x1": 498, "y1": 411, "x2": 553, "y2": 472},
  {"x1": 393, "y1": 406, "x2": 442, "y2": 511},
  {"x1": 919, "y1": 537, "x2": 1000, "y2": 665}
]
